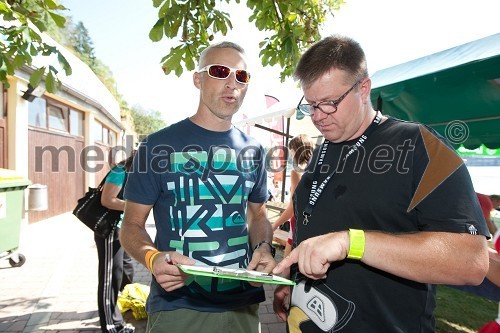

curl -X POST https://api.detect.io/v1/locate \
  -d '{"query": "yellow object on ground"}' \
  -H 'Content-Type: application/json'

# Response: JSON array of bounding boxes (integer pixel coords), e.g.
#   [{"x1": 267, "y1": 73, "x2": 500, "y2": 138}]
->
[{"x1": 118, "y1": 283, "x2": 150, "y2": 320}]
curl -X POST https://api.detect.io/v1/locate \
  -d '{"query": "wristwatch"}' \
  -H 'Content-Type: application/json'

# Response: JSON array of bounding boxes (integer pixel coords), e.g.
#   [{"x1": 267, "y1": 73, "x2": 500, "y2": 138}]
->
[{"x1": 254, "y1": 240, "x2": 276, "y2": 258}]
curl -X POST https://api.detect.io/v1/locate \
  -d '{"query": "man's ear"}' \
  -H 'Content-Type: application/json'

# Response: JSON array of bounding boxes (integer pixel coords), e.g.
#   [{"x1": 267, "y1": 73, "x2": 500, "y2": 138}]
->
[
  {"x1": 360, "y1": 78, "x2": 372, "y2": 104},
  {"x1": 193, "y1": 72, "x2": 202, "y2": 89}
]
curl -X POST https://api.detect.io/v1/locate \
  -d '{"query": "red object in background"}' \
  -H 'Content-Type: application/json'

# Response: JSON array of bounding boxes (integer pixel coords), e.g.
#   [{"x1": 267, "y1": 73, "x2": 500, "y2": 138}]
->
[
  {"x1": 477, "y1": 193, "x2": 494, "y2": 222},
  {"x1": 478, "y1": 320, "x2": 500, "y2": 333},
  {"x1": 494, "y1": 230, "x2": 500, "y2": 253}
]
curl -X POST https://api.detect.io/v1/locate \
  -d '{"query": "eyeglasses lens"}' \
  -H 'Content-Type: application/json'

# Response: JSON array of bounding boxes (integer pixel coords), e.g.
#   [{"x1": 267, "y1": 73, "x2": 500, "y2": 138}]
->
[
  {"x1": 208, "y1": 65, "x2": 250, "y2": 84},
  {"x1": 209, "y1": 65, "x2": 230, "y2": 79},
  {"x1": 235, "y1": 70, "x2": 250, "y2": 84}
]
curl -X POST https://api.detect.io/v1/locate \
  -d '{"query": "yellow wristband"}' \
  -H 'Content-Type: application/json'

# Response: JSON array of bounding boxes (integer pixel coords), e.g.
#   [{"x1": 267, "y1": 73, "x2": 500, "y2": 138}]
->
[
  {"x1": 145, "y1": 249, "x2": 160, "y2": 272},
  {"x1": 347, "y1": 229, "x2": 365, "y2": 260}
]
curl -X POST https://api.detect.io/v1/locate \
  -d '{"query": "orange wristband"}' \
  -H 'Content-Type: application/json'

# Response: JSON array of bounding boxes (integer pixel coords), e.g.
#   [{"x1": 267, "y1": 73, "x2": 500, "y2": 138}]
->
[
  {"x1": 144, "y1": 249, "x2": 160, "y2": 272},
  {"x1": 149, "y1": 252, "x2": 162, "y2": 273}
]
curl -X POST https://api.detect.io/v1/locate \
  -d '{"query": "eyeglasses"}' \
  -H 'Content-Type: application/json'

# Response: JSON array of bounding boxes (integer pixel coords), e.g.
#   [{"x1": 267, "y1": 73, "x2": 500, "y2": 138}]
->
[
  {"x1": 296, "y1": 79, "x2": 363, "y2": 116},
  {"x1": 198, "y1": 64, "x2": 251, "y2": 85}
]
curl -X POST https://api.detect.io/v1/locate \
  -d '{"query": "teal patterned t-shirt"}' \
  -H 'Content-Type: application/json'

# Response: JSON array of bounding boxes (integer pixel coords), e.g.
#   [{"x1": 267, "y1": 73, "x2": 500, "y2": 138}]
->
[{"x1": 125, "y1": 118, "x2": 268, "y2": 313}]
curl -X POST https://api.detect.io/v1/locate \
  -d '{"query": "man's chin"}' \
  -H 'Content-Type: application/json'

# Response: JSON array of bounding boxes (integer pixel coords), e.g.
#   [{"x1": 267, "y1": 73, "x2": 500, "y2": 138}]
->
[{"x1": 314, "y1": 123, "x2": 334, "y2": 134}]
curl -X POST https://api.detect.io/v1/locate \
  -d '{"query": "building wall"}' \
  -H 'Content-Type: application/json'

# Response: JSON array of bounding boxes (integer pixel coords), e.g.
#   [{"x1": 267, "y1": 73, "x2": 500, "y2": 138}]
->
[
  {"x1": 28, "y1": 127, "x2": 85, "y2": 222},
  {"x1": 5, "y1": 74, "x2": 129, "y2": 223}
]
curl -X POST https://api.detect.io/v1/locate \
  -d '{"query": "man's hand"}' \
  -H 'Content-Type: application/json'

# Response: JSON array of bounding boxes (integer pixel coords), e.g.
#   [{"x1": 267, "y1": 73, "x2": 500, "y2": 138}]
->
[
  {"x1": 273, "y1": 232, "x2": 349, "y2": 280},
  {"x1": 152, "y1": 252, "x2": 196, "y2": 292},
  {"x1": 246, "y1": 248, "x2": 277, "y2": 287},
  {"x1": 273, "y1": 285, "x2": 290, "y2": 321}
]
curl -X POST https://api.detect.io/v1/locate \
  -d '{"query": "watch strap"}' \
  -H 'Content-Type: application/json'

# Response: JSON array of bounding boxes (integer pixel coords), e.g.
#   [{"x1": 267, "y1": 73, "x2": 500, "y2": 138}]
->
[{"x1": 254, "y1": 240, "x2": 276, "y2": 258}]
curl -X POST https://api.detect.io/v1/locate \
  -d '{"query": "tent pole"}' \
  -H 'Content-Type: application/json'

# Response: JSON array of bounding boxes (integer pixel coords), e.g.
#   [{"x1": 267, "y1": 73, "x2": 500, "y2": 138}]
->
[{"x1": 281, "y1": 117, "x2": 291, "y2": 202}]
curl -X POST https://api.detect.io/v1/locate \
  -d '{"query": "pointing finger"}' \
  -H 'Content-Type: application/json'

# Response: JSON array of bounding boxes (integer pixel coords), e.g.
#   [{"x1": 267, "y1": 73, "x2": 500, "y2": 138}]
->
[{"x1": 273, "y1": 248, "x2": 299, "y2": 274}]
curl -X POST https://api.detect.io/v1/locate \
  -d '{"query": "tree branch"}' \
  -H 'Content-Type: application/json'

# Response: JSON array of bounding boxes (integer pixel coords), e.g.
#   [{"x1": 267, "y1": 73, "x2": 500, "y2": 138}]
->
[{"x1": 271, "y1": 0, "x2": 284, "y2": 28}]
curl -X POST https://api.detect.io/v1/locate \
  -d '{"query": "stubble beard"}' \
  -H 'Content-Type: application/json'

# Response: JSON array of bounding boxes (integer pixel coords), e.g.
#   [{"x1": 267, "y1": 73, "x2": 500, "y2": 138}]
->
[{"x1": 212, "y1": 99, "x2": 242, "y2": 121}]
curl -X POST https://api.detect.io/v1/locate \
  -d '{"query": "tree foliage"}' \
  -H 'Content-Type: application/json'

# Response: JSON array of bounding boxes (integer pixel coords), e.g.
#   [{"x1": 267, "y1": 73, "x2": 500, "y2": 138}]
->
[
  {"x1": 151, "y1": 0, "x2": 345, "y2": 82},
  {"x1": 48, "y1": 17, "x2": 119, "y2": 98},
  {"x1": 130, "y1": 105, "x2": 167, "y2": 141},
  {"x1": 0, "y1": 0, "x2": 72, "y2": 92},
  {"x1": 70, "y1": 21, "x2": 96, "y2": 67}
]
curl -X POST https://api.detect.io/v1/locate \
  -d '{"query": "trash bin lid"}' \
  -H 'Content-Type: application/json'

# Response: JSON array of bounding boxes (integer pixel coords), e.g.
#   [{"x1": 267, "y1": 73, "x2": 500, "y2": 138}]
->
[{"x1": 0, "y1": 168, "x2": 31, "y2": 188}]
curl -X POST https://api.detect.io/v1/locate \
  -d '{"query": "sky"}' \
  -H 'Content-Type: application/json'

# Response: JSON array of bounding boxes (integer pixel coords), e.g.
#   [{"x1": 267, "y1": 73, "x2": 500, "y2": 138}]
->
[{"x1": 59, "y1": 0, "x2": 500, "y2": 125}]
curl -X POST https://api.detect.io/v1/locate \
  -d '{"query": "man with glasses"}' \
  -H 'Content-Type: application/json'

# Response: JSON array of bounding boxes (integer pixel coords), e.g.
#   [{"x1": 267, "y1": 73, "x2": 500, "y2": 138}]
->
[
  {"x1": 120, "y1": 41, "x2": 276, "y2": 333},
  {"x1": 272, "y1": 35, "x2": 489, "y2": 332}
]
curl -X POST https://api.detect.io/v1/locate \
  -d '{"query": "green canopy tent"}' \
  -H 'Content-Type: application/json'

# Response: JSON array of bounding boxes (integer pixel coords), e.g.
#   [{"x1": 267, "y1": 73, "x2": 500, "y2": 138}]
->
[{"x1": 370, "y1": 33, "x2": 500, "y2": 149}]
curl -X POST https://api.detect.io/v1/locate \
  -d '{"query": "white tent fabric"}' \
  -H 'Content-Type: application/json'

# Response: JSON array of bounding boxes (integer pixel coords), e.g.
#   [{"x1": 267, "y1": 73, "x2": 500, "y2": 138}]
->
[
  {"x1": 234, "y1": 102, "x2": 322, "y2": 140},
  {"x1": 371, "y1": 33, "x2": 500, "y2": 89}
]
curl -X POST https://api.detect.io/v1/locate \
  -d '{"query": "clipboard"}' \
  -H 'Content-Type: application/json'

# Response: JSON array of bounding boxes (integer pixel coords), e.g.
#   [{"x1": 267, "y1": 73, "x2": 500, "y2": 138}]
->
[{"x1": 177, "y1": 264, "x2": 295, "y2": 286}]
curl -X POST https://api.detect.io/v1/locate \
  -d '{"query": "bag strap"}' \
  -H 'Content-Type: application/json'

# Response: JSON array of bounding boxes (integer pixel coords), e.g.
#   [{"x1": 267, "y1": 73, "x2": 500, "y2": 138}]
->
[
  {"x1": 96, "y1": 170, "x2": 112, "y2": 191},
  {"x1": 117, "y1": 172, "x2": 128, "y2": 200},
  {"x1": 97, "y1": 166, "x2": 128, "y2": 199}
]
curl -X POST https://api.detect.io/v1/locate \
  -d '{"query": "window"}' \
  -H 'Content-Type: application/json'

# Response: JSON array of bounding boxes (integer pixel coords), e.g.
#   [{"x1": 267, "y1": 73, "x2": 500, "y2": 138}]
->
[
  {"x1": 94, "y1": 119, "x2": 116, "y2": 146},
  {"x1": 28, "y1": 96, "x2": 116, "y2": 146},
  {"x1": 48, "y1": 105, "x2": 67, "y2": 132},
  {"x1": 28, "y1": 97, "x2": 47, "y2": 128},
  {"x1": 109, "y1": 130, "x2": 117, "y2": 147},
  {"x1": 94, "y1": 120, "x2": 103, "y2": 142},
  {"x1": 29, "y1": 97, "x2": 85, "y2": 137},
  {"x1": 102, "y1": 126, "x2": 109, "y2": 144},
  {"x1": 69, "y1": 109, "x2": 84, "y2": 136}
]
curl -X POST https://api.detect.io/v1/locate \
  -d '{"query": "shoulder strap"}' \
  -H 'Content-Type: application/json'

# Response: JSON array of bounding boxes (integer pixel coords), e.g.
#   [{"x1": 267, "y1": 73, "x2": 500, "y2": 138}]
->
[
  {"x1": 97, "y1": 170, "x2": 112, "y2": 190},
  {"x1": 117, "y1": 171, "x2": 128, "y2": 200},
  {"x1": 97, "y1": 167, "x2": 127, "y2": 198}
]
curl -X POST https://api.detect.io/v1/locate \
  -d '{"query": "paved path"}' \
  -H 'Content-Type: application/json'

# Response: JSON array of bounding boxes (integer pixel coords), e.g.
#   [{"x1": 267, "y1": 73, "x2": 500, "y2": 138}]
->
[{"x1": 0, "y1": 212, "x2": 286, "y2": 333}]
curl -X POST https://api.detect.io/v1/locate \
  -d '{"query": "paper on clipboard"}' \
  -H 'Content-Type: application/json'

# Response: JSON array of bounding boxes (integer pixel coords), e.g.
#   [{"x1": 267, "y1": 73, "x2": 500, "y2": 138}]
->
[{"x1": 177, "y1": 264, "x2": 295, "y2": 286}]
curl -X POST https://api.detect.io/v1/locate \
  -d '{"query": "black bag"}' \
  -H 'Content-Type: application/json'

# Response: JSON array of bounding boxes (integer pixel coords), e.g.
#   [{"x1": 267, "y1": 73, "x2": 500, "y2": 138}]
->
[{"x1": 73, "y1": 171, "x2": 126, "y2": 238}]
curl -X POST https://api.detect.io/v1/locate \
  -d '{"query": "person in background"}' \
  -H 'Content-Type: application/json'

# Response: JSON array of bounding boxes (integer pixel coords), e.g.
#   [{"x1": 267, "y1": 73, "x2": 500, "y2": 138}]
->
[
  {"x1": 490, "y1": 194, "x2": 500, "y2": 210},
  {"x1": 477, "y1": 192, "x2": 498, "y2": 236},
  {"x1": 478, "y1": 236, "x2": 500, "y2": 333},
  {"x1": 97, "y1": 153, "x2": 136, "y2": 333},
  {"x1": 272, "y1": 35, "x2": 489, "y2": 332},
  {"x1": 272, "y1": 134, "x2": 315, "y2": 256},
  {"x1": 120, "y1": 41, "x2": 276, "y2": 333}
]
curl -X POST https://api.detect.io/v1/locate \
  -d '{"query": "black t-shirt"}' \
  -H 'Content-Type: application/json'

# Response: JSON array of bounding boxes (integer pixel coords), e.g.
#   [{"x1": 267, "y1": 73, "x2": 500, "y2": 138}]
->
[{"x1": 288, "y1": 117, "x2": 488, "y2": 332}]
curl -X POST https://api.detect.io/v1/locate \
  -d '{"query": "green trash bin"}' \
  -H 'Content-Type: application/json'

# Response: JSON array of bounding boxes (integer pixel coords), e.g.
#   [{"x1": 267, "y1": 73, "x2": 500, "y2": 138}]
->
[{"x1": 0, "y1": 169, "x2": 30, "y2": 267}]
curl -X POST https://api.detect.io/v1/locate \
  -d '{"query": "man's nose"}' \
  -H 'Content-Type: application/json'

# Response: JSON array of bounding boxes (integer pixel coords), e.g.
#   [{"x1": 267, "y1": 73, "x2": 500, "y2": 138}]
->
[
  {"x1": 225, "y1": 72, "x2": 237, "y2": 89},
  {"x1": 311, "y1": 108, "x2": 327, "y2": 121}
]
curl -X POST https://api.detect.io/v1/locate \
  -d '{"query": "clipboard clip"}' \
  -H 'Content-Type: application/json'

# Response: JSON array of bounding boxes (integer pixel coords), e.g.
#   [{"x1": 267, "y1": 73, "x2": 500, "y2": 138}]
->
[{"x1": 212, "y1": 267, "x2": 273, "y2": 280}]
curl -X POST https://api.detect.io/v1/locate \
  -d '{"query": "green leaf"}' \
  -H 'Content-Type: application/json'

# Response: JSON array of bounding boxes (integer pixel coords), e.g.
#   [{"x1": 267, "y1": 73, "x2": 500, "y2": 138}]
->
[
  {"x1": 152, "y1": 0, "x2": 166, "y2": 8},
  {"x1": 48, "y1": 65, "x2": 58, "y2": 75},
  {"x1": 57, "y1": 52, "x2": 72, "y2": 75},
  {"x1": 12, "y1": 54, "x2": 25, "y2": 69},
  {"x1": 4, "y1": 58, "x2": 14, "y2": 75},
  {"x1": 45, "y1": 71, "x2": 56, "y2": 93},
  {"x1": 48, "y1": 12, "x2": 66, "y2": 28},
  {"x1": 0, "y1": 2, "x2": 9, "y2": 11},
  {"x1": 28, "y1": 28, "x2": 42, "y2": 43},
  {"x1": 161, "y1": 47, "x2": 184, "y2": 76},
  {"x1": 0, "y1": 70, "x2": 9, "y2": 87},
  {"x1": 45, "y1": 0, "x2": 59, "y2": 10},
  {"x1": 30, "y1": 18, "x2": 47, "y2": 33},
  {"x1": 29, "y1": 44, "x2": 37, "y2": 56},
  {"x1": 149, "y1": 18, "x2": 165, "y2": 42},
  {"x1": 30, "y1": 67, "x2": 46, "y2": 87},
  {"x1": 184, "y1": 52, "x2": 195, "y2": 71}
]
